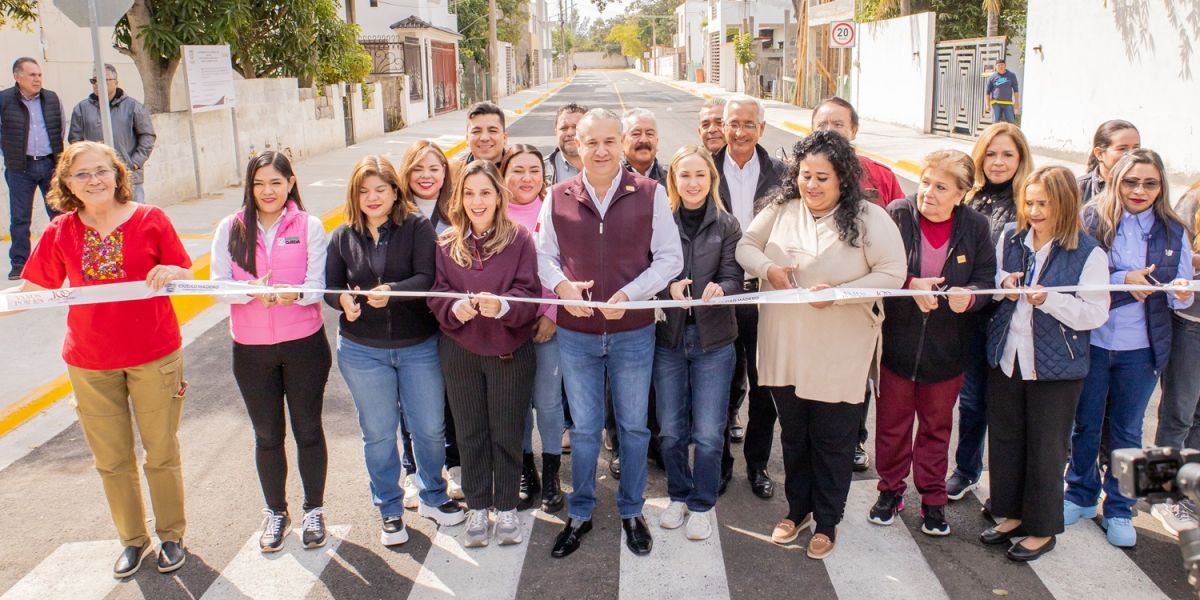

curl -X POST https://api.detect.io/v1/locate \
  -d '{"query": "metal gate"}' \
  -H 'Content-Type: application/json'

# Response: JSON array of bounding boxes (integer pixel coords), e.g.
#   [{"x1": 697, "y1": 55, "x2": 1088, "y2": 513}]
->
[
  {"x1": 431, "y1": 41, "x2": 458, "y2": 115},
  {"x1": 932, "y1": 36, "x2": 1006, "y2": 137}
]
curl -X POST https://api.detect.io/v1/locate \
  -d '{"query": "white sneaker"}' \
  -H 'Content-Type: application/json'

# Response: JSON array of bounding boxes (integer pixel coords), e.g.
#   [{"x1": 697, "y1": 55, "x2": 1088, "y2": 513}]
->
[
  {"x1": 495, "y1": 509, "x2": 523, "y2": 545},
  {"x1": 461, "y1": 509, "x2": 490, "y2": 548},
  {"x1": 447, "y1": 466, "x2": 465, "y2": 501},
  {"x1": 685, "y1": 510, "x2": 712, "y2": 541},
  {"x1": 403, "y1": 473, "x2": 419, "y2": 510},
  {"x1": 659, "y1": 501, "x2": 687, "y2": 529},
  {"x1": 1152, "y1": 501, "x2": 1198, "y2": 537}
]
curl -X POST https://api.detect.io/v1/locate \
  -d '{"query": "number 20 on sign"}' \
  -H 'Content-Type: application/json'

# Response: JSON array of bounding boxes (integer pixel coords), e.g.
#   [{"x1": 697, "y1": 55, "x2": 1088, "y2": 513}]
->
[{"x1": 830, "y1": 21, "x2": 857, "y2": 48}]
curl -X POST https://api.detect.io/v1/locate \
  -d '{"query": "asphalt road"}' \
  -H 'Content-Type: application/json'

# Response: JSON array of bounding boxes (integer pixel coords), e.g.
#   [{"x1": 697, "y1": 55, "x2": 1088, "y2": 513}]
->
[{"x1": 0, "y1": 71, "x2": 1191, "y2": 600}]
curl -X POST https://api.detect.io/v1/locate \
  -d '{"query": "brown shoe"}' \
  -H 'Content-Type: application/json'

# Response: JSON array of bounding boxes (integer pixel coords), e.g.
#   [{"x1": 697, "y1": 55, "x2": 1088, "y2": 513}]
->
[
  {"x1": 807, "y1": 531, "x2": 836, "y2": 560},
  {"x1": 561, "y1": 428, "x2": 571, "y2": 454},
  {"x1": 771, "y1": 514, "x2": 812, "y2": 545}
]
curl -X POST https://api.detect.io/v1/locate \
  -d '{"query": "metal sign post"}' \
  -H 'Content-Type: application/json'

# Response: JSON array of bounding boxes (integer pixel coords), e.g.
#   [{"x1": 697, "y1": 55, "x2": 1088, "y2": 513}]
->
[
  {"x1": 86, "y1": 0, "x2": 113, "y2": 147},
  {"x1": 54, "y1": 0, "x2": 134, "y2": 147}
]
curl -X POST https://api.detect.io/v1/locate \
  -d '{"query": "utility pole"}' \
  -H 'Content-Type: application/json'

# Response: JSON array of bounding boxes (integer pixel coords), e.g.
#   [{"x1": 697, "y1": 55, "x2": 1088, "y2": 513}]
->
[
  {"x1": 559, "y1": 0, "x2": 567, "y2": 77},
  {"x1": 651, "y1": 20, "x2": 657, "y2": 76},
  {"x1": 489, "y1": 0, "x2": 499, "y2": 101}
]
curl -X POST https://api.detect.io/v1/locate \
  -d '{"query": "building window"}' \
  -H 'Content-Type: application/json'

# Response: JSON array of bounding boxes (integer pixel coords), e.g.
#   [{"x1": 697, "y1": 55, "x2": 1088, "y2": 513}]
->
[
  {"x1": 404, "y1": 37, "x2": 424, "y2": 101},
  {"x1": 369, "y1": 0, "x2": 378, "y2": 6}
]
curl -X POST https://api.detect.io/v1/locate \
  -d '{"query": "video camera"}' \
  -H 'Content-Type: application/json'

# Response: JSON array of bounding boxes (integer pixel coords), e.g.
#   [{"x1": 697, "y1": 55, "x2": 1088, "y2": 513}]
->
[{"x1": 1113, "y1": 447, "x2": 1200, "y2": 593}]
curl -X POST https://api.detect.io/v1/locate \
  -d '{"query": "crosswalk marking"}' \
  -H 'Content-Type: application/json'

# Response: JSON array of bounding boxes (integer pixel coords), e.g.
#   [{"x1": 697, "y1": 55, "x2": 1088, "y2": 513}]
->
[
  {"x1": 0, "y1": 540, "x2": 122, "y2": 600},
  {"x1": 406, "y1": 510, "x2": 538, "y2": 600},
  {"x1": 825, "y1": 479, "x2": 951, "y2": 599},
  {"x1": 199, "y1": 525, "x2": 350, "y2": 600},
  {"x1": 972, "y1": 473, "x2": 1169, "y2": 600},
  {"x1": 619, "y1": 497, "x2": 732, "y2": 600}
]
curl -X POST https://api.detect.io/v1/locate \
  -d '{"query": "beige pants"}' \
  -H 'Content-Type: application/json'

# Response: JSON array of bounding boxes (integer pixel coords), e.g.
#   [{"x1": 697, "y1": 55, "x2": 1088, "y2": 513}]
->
[{"x1": 67, "y1": 350, "x2": 187, "y2": 547}]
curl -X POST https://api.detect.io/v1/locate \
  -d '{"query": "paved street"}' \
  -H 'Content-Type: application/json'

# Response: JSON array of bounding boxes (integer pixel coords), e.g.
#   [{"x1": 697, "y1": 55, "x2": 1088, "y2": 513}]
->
[{"x1": 0, "y1": 71, "x2": 1192, "y2": 600}]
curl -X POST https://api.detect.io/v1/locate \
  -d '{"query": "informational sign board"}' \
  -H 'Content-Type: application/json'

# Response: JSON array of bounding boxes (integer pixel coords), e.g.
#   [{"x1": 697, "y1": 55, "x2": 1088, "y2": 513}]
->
[
  {"x1": 830, "y1": 20, "x2": 857, "y2": 48},
  {"x1": 182, "y1": 45, "x2": 237, "y2": 113},
  {"x1": 53, "y1": 0, "x2": 132, "y2": 27}
]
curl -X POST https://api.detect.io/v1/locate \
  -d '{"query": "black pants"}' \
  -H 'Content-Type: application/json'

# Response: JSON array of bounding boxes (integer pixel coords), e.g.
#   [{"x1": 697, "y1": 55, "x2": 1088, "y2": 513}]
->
[
  {"x1": 723, "y1": 302, "x2": 777, "y2": 476},
  {"x1": 986, "y1": 365, "x2": 1082, "y2": 537},
  {"x1": 440, "y1": 337, "x2": 536, "y2": 511},
  {"x1": 770, "y1": 386, "x2": 859, "y2": 537},
  {"x1": 400, "y1": 396, "x2": 460, "y2": 473},
  {"x1": 232, "y1": 328, "x2": 332, "y2": 513}
]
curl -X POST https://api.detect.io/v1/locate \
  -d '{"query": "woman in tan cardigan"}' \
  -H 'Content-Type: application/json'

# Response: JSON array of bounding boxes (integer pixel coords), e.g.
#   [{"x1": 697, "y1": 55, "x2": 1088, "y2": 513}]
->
[{"x1": 736, "y1": 130, "x2": 906, "y2": 560}]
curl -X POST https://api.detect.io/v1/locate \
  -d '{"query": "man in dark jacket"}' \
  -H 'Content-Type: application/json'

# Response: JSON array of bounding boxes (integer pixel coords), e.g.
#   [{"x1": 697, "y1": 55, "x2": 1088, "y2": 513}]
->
[
  {"x1": 544, "y1": 103, "x2": 587, "y2": 184},
  {"x1": 620, "y1": 108, "x2": 666, "y2": 185},
  {"x1": 712, "y1": 95, "x2": 787, "y2": 500},
  {"x1": 1, "y1": 57, "x2": 65, "y2": 280},
  {"x1": 69, "y1": 64, "x2": 156, "y2": 203}
]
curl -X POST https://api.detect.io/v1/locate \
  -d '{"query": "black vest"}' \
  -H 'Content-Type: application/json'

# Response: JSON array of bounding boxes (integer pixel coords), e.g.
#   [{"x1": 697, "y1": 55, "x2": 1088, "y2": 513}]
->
[{"x1": 0, "y1": 86, "x2": 64, "y2": 171}]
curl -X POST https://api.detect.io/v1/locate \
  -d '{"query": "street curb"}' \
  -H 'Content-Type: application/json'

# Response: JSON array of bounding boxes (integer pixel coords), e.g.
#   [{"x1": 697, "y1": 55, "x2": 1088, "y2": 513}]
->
[{"x1": 0, "y1": 78, "x2": 571, "y2": 441}]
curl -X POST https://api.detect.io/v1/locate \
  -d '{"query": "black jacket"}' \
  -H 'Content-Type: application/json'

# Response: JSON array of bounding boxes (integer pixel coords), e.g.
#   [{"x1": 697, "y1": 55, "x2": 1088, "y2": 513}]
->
[
  {"x1": 967, "y1": 180, "x2": 1017, "y2": 244},
  {"x1": 324, "y1": 213, "x2": 440, "y2": 348},
  {"x1": 655, "y1": 199, "x2": 743, "y2": 351},
  {"x1": 713, "y1": 144, "x2": 787, "y2": 216},
  {"x1": 622, "y1": 157, "x2": 667, "y2": 186},
  {"x1": 881, "y1": 198, "x2": 997, "y2": 382},
  {"x1": 0, "y1": 86, "x2": 64, "y2": 171}
]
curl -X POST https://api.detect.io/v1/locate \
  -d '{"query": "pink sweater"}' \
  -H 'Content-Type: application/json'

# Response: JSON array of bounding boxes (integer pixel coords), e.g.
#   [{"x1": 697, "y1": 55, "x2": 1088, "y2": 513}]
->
[{"x1": 506, "y1": 196, "x2": 556, "y2": 322}]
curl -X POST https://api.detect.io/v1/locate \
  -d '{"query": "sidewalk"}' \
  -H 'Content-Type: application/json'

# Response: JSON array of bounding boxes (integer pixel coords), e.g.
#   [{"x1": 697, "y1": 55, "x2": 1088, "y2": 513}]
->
[
  {"x1": 0, "y1": 77, "x2": 569, "y2": 439},
  {"x1": 631, "y1": 69, "x2": 1193, "y2": 198}
]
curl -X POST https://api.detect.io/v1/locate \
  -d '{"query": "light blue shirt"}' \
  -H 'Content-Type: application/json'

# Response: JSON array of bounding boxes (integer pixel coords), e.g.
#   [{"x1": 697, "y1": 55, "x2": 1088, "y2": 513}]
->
[{"x1": 1093, "y1": 209, "x2": 1195, "y2": 351}]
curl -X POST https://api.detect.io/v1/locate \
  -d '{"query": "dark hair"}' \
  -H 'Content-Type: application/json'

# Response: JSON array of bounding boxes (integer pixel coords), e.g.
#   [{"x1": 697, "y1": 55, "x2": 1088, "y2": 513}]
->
[
  {"x1": 12, "y1": 57, "x2": 37, "y2": 74},
  {"x1": 814, "y1": 96, "x2": 859, "y2": 130},
  {"x1": 1087, "y1": 119, "x2": 1139, "y2": 173},
  {"x1": 230, "y1": 151, "x2": 305, "y2": 274},
  {"x1": 500, "y1": 143, "x2": 547, "y2": 201},
  {"x1": 995, "y1": 58, "x2": 1007, "y2": 65},
  {"x1": 776, "y1": 129, "x2": 867, "y2": 247},
  {"x1": 555, "y1": 103, "x2": 588, "y2": 125},
  {"x1": 467, "y1": 101, "x2": 506, "y2": 130}
]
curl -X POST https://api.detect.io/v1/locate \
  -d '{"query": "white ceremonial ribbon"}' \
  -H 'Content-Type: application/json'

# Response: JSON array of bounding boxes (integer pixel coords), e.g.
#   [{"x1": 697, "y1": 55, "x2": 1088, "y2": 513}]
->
[{"x1": 2, "y1": 279, "x2": 1197, "y2": 314}]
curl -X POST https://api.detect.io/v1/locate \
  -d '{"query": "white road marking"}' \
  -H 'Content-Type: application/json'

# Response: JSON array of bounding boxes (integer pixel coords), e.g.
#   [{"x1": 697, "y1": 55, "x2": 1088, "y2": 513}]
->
[
  {"x1": 199, "y1": 525, "x2": 350, "y2": 600},
  {"x1": 824, "y1": 479, "x2": 951, "y2": 599},
  {"x1": 406, "y1": 510, "x2": 538, "y2": 600},
  {"x1": 618, "y1": 497, "x2": 732, "y2": 600},
  {"x1": 1, "y1": 540, "x2": 123, "y2": 600},
  {"x1": 972, "y1": 473, "x2": 1169, "y2": 600}
]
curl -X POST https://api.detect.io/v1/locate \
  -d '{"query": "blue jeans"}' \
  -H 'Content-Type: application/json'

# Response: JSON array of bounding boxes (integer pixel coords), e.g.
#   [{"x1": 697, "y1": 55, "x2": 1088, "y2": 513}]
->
[
  {"x1": 6, "y1": 158, "x2": 58, "y2": 268},
  {"x1": 558, "y1": 324, "x2": 655, "y2": 520},
  {"x1": 1066, "y1": 346, "x2": 1158, "y2": 519},
  {"x1": 1157, "y1": 315, "x2": 1200, "y2": 449},
  {"x1": 653, "y1": 325, "x2": 734, "y2": 512},
  {"x1": 132, "y1": 183, "x2": 145, "y2": 204},
  {"x1": 336, "y1": 334, "x2": 451, "y2": 517},
  {"x1": 991, "y1": 103, "x2": 1016, "y2": 123},
  {"x1": 524, "y1": 336, "x2": 564, "y2": 454},
  {"x1": 952, "y1": 325, "x2": 989, "y2": 482}
]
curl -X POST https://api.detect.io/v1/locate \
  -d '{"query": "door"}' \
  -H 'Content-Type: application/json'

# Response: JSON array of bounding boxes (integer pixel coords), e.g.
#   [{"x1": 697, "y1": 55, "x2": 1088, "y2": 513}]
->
[
  {"x1": 932, "y1": 37, "x2": 1006, "y2": 137},
  {"x1": 431, "y1": 42, "x2": 459, "y2": 115}
]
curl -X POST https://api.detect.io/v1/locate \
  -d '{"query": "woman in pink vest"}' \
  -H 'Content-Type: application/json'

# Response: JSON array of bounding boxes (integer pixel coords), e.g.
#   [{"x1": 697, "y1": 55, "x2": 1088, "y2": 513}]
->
[{"x1": 210, "y1": 151, "x2": 332, "y2": 554}]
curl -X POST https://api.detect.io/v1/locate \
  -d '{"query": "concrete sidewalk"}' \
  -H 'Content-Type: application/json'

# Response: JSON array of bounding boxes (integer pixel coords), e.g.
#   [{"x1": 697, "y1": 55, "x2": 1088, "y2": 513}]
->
[
  {"x1": 0, "y1": 77, "x2": 569, "y2": 438},
  {"x1": 631, "y1": 69, "x2": 1193, "y2": 198}
]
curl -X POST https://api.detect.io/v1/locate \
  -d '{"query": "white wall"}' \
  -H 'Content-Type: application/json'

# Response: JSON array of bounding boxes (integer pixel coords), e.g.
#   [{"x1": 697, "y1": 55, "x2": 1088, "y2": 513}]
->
[
  {"x1": 1023, "y1": 0, "x2": 1200, "y2": 178},
  {"x1": 851, "y1": 12, "x2": 936, "y2": 132},
  {"x1": 353, "y1": 0, "x2": 458, "y2": 37},
  {"x1": 573, "y1": 52, "x2": 630, "y2": 69},
  {"x1": 0, "y1": 4, "x2": 144, "y2": 110},
  {"x1": 352, "y1": 83, "x2": 386, "y2": 143}
]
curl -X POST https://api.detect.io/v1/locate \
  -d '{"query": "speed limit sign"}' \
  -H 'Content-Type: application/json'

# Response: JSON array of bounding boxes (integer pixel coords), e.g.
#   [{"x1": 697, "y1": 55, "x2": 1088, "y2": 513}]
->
[{"x1": 830, "y1": 20, "x2": 857, "y2": 48}]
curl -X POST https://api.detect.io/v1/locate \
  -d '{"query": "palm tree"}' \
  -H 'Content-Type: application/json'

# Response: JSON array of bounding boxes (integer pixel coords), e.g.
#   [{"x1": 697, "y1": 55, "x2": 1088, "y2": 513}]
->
[
  {"x1": 867, "y1": 0, "x2": 912, "y2": 18},
  {"x1": 983, "y1": 0, "x2": 1002, "y2": 37}
]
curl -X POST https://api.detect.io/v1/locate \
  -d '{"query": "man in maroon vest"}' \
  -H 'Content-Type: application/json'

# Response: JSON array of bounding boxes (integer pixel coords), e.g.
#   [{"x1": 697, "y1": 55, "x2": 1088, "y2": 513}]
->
[{"x1": 536, "y1": 107, "x2": 682, "y2": 559}]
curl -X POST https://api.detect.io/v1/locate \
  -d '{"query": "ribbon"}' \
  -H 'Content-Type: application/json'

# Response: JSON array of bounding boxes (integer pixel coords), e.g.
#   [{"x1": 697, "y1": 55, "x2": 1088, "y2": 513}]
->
[{"x1": 2, "y1": 279, "x2": 1196, "y2": 314}]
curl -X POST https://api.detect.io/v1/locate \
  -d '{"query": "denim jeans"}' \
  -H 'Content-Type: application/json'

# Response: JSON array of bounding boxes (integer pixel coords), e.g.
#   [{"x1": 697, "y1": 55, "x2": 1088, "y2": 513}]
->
[
  {"x1": 558, "y1": 324, "x2": 655, "y2": 520},
  {"x1": 991, "y1": 103, "x2": 1016, "y2": 124},
  {"x1": 952, "y1": 322, "x2": 989, "y2": 482},
  {"x1": 1066, "y1": 346, "x2": 1158, "y2": 519},
  {"x1": 653, "y1": 325, "x2": 734, "y2": 512},
  {"x1": 6, "y1": 157, "x2": 58, "y2": 268},
  {"x1": 336, "y1": 334, "x2": 450, "y2": 517},
  {"x1": 524, "y1": 336, "x2": 564, "y2": 454},
  {"x1": 132, "y1": 183, "x2": 145, "y2": 204},
  {"x1": 1157, "y1": 315, "x2": 1200, "y2": 449}
]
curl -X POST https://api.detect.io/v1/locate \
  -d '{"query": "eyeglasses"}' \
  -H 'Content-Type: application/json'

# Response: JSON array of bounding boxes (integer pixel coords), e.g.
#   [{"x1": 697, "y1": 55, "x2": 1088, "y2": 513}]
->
[
  {"x1": 1119, "y1": 178, "x2": 1161, "y2": 192},
  {"x1": 68, "y1": 168, "x2": 115, "y2": 183},
  {"x1": 89, "y1": 78, "x2": 116, "y2": 84},
  {"x1": 724, "y1": 122, "x2": 760, "y2": 132}
]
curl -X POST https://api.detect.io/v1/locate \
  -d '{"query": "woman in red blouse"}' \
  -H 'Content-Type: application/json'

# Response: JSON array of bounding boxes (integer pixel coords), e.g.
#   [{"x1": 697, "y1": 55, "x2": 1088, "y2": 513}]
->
[{"x1": 2, "y1": 141, "x2": 192, "y2": 578}]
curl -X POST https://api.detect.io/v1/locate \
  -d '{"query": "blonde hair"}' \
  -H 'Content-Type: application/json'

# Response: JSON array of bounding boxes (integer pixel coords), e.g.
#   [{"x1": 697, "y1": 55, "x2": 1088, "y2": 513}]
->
[
  {"x1": 1088, "y1": 148, "x2": 1183, "y2": 248},
  {"x1": 344, "y1": 155, "x2": 416, "y2": 232},
  {"x1": 47, "y1": 141, "x2": 133, "y2": 212},
  {"x1": 1017, "y1": 165, "x2": 1083, "y2": 250},
  {"x1": 440, "y1": 160, "x2": 520, "y2": 268},
  {"x1": 665, "y1": 145, "x2": 724, "y2": 213},
  {"x1": 921, "y1": 149, "x2": 975, "y2": 192},
  {"x1": 398, "y1": 140, "x2": 452, "y2": 224},
  {"x1": 968, "y1": 122, "x2": 1033, "y2": 201}
]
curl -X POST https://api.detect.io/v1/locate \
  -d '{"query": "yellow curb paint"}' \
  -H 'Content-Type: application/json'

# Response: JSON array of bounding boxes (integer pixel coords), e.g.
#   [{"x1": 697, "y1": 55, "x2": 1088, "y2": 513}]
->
[{"x1": 0, "y1": 78, "x2": 575, "y2": 441}]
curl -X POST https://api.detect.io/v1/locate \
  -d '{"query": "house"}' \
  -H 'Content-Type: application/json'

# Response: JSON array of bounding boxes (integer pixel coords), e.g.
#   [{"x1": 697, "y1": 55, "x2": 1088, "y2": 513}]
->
[
  {"x1": 528, "y1": 0, "x2": 555, "y2": 86},
  {"x1": 676, "y1": 0, "x2": 706, "y2": 82},
  {"x1": 701, "y1": 0, "x2": 792, "y2": 94}
]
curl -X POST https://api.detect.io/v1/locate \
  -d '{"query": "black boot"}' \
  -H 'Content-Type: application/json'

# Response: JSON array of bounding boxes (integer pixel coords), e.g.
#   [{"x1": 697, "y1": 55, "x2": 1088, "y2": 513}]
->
[
  {"x1": 518, "y1": 453, "x2": 542, "y2": 511},
  {"x1": 541, "y1": 452, "x2": 565, "y2": 513}
]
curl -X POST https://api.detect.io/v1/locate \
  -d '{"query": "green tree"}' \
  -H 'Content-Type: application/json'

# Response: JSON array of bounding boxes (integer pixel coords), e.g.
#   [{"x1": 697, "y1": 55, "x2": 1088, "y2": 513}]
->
[
  {"x1": 859, "y1": 0, "x2": 1024, "y2": 42},
  {"x1": 0, "y1": 0, "x2": 37, "y2": 29},
  {"x1": 456, "y1": 0, "x2": 530, "y2": 69}
]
